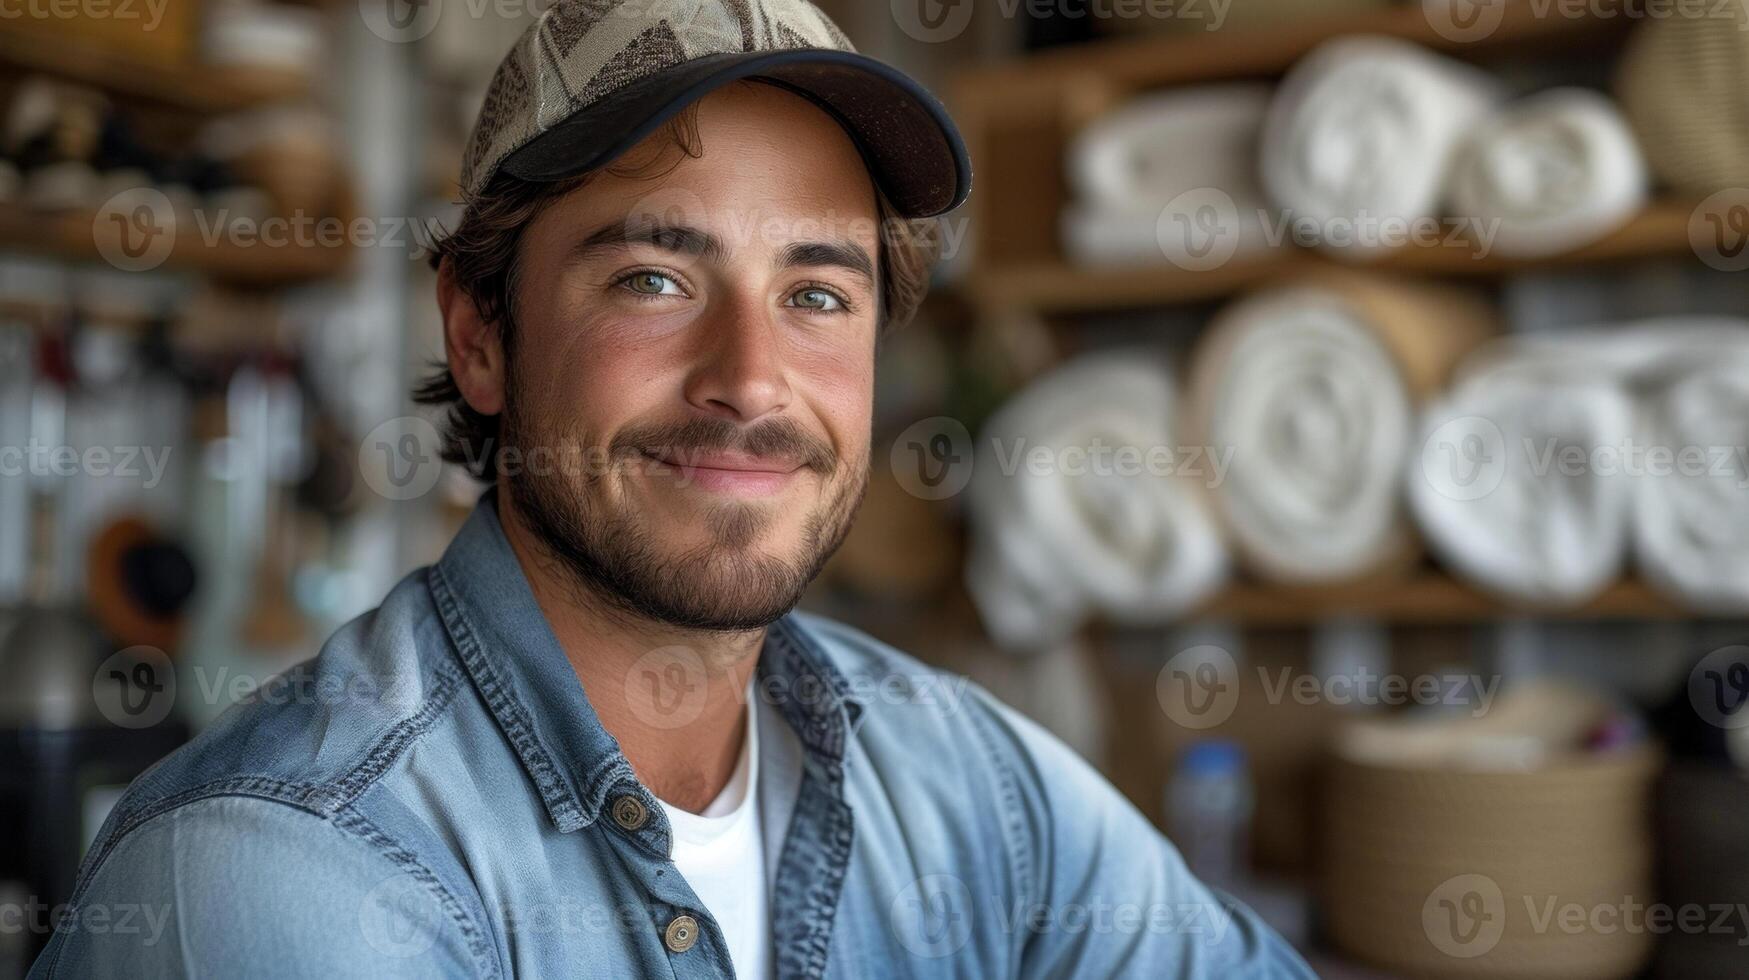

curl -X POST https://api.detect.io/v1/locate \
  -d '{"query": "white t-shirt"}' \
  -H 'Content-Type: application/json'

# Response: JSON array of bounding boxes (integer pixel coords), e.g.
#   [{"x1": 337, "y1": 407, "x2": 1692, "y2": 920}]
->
[{"x1": 657, "y1": 685, "x2": 773, "y2": 979}]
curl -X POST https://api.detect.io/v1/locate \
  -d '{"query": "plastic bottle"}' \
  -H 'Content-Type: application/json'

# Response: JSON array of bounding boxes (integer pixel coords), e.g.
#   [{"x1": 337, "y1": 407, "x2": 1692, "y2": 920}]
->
[{"x1": 1165, "y1": 739, "x2": 1254, "y2": 890}]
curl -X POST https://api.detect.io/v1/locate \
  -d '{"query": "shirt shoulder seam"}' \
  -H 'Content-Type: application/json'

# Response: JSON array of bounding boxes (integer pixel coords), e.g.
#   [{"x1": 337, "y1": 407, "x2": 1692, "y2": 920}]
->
[
  {"x1": 99, "y1": 657, "x2": 467, "y2": 848},
  {"x1": 46, "y1": 789, "x2": 500, "y2": 979},
  {"x1": 962, "y1": 693, "x2": 1037, "y2": 913}
]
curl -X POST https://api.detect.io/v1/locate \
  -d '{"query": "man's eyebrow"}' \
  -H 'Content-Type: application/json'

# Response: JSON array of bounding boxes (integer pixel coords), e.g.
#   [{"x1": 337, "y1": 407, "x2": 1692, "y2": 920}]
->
[
  {"x1": 569, "y1": 220, "x2": 875, "y2": 284},
  {"x1": 569, "y1": 221, "x2": 728, "y2": 265},
  {"x1": 779, "y1": 240, "x2": 875, "y2": 285}
]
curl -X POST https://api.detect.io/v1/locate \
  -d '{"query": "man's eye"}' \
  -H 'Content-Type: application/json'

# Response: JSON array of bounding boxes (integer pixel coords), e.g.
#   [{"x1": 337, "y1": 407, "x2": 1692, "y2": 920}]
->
[
  {"x1": 790, "y1": 288, "x2": 845, "y2": 312},
  {"x1": 622, "y1": 272, "x2": 683, "y2": 296}
]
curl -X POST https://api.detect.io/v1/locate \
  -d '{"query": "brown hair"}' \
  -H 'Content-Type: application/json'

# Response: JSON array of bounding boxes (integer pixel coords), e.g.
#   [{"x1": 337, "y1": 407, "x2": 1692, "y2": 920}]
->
[{"x1": 415, "y1": 101, "x2": 944, "y2": 481}]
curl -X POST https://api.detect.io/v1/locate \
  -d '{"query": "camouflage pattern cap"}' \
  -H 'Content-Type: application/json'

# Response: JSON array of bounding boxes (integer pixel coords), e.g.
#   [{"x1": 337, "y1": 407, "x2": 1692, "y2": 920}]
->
[{"x1": 460, "y1": 0, "x2": 972, "y2": 218}]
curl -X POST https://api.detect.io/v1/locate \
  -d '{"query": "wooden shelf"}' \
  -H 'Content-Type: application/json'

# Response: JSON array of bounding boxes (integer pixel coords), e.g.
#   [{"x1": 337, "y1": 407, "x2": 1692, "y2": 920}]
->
[
  {"x1": 1185, "y1": 575, "x2": 1696, "y2": 627},
  {"x1": 0, "y1": 30, "x2": 309, "y2": 113},
  {"x1": 950, "y1": 2, "x2": 1653, "y2": 314},
  {"x1": 955, "y1": 0, "x2": 1628, "y2": 106},
  {"x1": 0, "y1": 205, "x2": 351, "y2": 287},
  {"x1": 968, "y1": 200, "x2": 1699, "y2": 314}
]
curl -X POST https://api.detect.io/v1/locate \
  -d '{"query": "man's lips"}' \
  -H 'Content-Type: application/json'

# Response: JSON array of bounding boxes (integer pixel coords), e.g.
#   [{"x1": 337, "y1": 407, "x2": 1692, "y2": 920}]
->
[
  {"x1": 650, "y1": 450, "x2": 802, "y2": 474},
  {"x1": 641, "y1": 449, "x2": 806, "y2": 495}
]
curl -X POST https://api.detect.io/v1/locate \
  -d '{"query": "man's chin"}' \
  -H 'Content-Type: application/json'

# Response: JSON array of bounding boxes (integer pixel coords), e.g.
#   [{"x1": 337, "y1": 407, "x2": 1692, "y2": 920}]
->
[{"x1": 633, "y1": 558, "x2": 813, "y2": 632}]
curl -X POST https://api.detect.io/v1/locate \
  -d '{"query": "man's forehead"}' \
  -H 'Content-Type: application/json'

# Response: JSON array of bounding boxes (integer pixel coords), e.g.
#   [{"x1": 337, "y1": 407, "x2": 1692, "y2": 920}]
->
[{"x1": 549, "y1": 175, "x2": 882, "y2": 254}]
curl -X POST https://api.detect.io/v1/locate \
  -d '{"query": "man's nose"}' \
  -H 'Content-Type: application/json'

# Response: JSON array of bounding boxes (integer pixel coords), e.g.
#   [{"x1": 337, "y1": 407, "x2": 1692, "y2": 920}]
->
[{"x1": 682, "y1": 295, "x2": 793, "y2": 422}]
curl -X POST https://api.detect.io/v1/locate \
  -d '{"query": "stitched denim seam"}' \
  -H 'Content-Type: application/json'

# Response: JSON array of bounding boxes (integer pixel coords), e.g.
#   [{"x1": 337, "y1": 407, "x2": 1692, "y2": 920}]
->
[
  {"x1": 39, "y1": 786, "x2": 328, "y2": 978},
  {"x1": 91, "y1": 776, "x2": 325, "y2": 875},
  {"x1": 41, "y1": 789, "x2": 497, "y2": 979},
  {"x1": 429, "y1": 560, "x2": 585, "y2": 829},
  {"x1": 332, "y1": 804, "x2": 502, "y2": 978},
  {"x1": 965, "y1": 700, "x2": 1035, "y2": 914},
  {"x1": 810, "y1": 779, "x2": 855, "y2": 978},
  {"x1": 773, "y1": 766, "x2": 854, "y2": 980},
  {"x1": 75, "y1": 648, "x2": 467, "y2": 889},
  {"x1": 324, "y1": 658, "x2": 465, "y2": 805},
  {"x1": 91, "y1": 663, "x2": 463, "y2": 852},
  {"x1": 765, "y1": 625, "x2": 848, "y2": 759}
]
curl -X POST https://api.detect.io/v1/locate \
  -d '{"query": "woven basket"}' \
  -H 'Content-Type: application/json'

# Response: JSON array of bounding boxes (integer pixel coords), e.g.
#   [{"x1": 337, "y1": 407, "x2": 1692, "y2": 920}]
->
[
  {"x1": 1615, "y1": 8, "x2": 1749, "y2": 194},
  {"x1": 1323, "y1": 747, "x2": 1660, "y2": 979}
]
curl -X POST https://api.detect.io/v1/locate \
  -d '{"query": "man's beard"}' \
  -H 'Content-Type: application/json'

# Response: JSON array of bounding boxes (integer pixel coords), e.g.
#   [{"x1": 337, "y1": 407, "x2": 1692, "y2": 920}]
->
[{"x1": 500, "y1": 386, "x2": 869, "y2": 633}]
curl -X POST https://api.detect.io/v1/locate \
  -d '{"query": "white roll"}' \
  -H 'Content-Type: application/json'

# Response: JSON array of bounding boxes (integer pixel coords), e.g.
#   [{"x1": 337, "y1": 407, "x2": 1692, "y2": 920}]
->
[
  {"x1": 1070, "y1": 85, "x2": 1271, "y2": 210},
  {"x1": 1623, "y1": 326, "x2": 1749, "y2": 611},
  {"x1": 1186, "y1": 275, "x2": 1493, "y2": 584},
  {"x1": 1061, "y1": 205, "x2": 1169, "y2": 268},
  {"x1": 1063, "y1": 85, "x2": 1274, "y2": 267},
  {"x1": 1188, "y1": 288, "x2": 1412, "y2": 581},
  {"x1": 1260, "y1": 36, "x2": 1500, "y2": 256},
  {"x1": 1447, "y1": 88, "x2": 1649, "y2": 259},
  {"x1": 964, "y1": 523, "x2": 1086, "y2": 653},
  {"x1": 965, "y1": 349, "x2": 1227, "y2": 653},
  {"x1": 1061, "y1": 200, "x2": 1275, "y2": 268},
  {"x1": 1409, "y1": 340, "x2": 1638, "y2": 605}
]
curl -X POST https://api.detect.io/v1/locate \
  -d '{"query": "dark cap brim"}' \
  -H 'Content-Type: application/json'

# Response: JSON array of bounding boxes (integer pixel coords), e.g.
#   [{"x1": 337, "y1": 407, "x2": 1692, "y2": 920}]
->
[{"x1": 497, "y1": 48, "x2": 972, "y2": 219}]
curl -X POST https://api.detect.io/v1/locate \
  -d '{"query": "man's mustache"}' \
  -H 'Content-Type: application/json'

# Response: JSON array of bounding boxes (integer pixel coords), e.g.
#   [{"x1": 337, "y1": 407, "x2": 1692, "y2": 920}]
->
[{"x1": 612, "y1": 415, "x2": 837, "y2": 474}]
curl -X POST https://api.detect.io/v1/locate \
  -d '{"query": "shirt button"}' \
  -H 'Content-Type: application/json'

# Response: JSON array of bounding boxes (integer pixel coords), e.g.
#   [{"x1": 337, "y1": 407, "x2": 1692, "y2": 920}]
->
[
  {"x1": 664, "y1": 914, "x2": 699, "y2": 953},
  {"x1": 610, "y1": 795, "x2": 648, "y2": 831}
]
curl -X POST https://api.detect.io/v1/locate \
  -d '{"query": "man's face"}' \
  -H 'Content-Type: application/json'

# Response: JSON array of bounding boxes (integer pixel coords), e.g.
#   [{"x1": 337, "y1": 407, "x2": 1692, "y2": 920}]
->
[{"x1": 498, "y1": 82, "x2": 879, "y2": 632}]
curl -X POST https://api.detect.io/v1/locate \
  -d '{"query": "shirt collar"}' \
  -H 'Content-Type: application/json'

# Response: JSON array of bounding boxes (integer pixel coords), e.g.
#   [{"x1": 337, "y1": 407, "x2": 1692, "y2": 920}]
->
[{"x1": 429, "y1": 489, "x2": 863, "y2": 832}]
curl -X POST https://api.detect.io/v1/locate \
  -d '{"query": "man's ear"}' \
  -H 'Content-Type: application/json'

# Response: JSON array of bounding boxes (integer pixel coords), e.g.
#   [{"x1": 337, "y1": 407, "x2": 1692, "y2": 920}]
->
[{"x1": 437, "y1": 256, "x2": 506, "y2": 417}]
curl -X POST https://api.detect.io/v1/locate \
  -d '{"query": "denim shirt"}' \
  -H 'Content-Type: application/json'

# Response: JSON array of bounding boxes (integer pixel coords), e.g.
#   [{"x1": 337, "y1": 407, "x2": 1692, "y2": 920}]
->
[{"x1": 31, "y1": 496, "x2": 1312, "y2": 979}]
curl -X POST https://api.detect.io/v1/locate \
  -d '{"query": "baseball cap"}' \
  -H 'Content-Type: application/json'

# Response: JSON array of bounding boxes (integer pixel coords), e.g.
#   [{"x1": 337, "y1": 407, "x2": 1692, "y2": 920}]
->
[{"x1": 460, "y1": 0, "x2": 973, "y2": 219}]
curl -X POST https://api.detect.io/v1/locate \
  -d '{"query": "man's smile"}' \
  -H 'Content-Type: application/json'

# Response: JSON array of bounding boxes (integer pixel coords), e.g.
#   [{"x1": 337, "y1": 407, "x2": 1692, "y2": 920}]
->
[{"x1": 641, "y1": 448, "x2": 807, "y2": 496}]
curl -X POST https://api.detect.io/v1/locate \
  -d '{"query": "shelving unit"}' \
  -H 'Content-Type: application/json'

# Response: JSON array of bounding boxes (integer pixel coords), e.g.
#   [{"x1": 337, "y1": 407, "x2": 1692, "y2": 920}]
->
[
  {"x1": 1187, "y1": 574, "x2": 1694, "y2": 627},
  {"x1": 0, "y1": 30, "x2": 310, "y2": 113},
  {"x1": 0, "y1": 204, "x2": 352, "y2": 287},
  {"x1": 0, "y1": 14, "x2": 356, "y2": 286},
  {"x1": 969, "y1": 198, "x2": 1698, "y2": 314},
  {"x1": 957, "y1": 2, "x2": 1626, "y2": 97},
  {"x1": 947, "y1": 6, "x2": 1724, "y2": 626},
  {"x1": 950, "y1": 2, "x2": 1646, "y2": 313}
]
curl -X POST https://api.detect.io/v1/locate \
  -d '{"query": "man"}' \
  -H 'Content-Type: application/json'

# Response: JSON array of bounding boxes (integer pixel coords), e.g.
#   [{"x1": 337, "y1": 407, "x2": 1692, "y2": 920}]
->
[{"x1": 33, "y1": 2, "x2": 1311, "y2": 977}]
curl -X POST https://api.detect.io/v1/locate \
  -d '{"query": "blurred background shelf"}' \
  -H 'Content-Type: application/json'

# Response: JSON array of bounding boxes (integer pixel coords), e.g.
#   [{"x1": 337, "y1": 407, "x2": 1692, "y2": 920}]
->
[
  {"x1": 950, "y1": 2, "x2": 1666, "y2": 307},
  {"x1": 0, "y1": 31, "x2": 310, "y2": 113},
  {"x1": 955, "y1": 0, "x2": 1630, "y2": 100},
  {"x1": 1186, "y1": 575, "x2": 1695, "y2": 627},
  {"x1": 967, "y1": 199, "x2": 1699, "y2": 314},
  {"x1": 0, "y1": 204, "x2": 352, "y2": 287}
]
